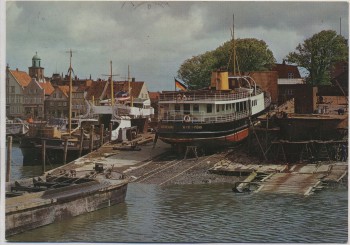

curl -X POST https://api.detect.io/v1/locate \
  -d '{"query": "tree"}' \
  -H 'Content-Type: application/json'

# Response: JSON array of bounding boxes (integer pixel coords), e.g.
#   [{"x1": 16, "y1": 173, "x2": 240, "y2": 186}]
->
[
  {"x1": 177, "y1": 38, "x2": 276, "y2": 89},
  {"x1": 286, "y1": 30, "x2": 348, "y2": 85}
]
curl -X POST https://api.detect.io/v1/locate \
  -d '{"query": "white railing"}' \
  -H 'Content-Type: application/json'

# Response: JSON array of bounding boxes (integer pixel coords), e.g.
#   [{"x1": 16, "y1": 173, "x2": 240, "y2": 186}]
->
[
  {"x1": 159, "y1": 91, "x2": 252, "y2": 102},
  {"x1": 159, "y1": 110, "x2": 250, "y2": 123}
]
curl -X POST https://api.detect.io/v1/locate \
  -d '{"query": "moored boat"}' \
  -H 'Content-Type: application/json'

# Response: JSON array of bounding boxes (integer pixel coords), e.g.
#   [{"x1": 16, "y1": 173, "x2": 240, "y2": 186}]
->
[
  {"x1": 5, "y1": 157, "x2": 129, "y2": 236},
  {"x1": 19, "y1": 118, "x2": 107, "y2": 165}
]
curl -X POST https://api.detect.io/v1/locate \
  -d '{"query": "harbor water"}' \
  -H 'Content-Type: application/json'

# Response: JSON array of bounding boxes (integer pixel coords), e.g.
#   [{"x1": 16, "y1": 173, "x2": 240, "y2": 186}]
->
[{"x1": 6, "y1": 144, "x2": 349, "y2": 243}]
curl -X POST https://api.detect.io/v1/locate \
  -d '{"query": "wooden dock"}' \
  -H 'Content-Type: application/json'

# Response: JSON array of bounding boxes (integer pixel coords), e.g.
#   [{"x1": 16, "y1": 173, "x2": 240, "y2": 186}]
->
[{"x1": 210, "y1": 160, "x2": 348, "y2": 196}]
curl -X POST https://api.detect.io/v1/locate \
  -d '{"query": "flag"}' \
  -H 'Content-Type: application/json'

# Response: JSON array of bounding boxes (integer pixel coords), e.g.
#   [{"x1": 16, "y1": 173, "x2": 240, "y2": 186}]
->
[{"x1": 175, "y1": 78, "x2": 187, "y2": 91}]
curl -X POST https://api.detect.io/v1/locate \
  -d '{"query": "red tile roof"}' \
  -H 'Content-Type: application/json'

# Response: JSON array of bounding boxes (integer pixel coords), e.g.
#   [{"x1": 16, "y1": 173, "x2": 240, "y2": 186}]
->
[
  {"x1": 85, "y1": 81, "x2": 108, "y2": 100},
  {"x1": 38, "y1": 81, "x2": 54, "y2": 95},
  {"x1": 58, "y1": 85, "x2": 70, "y2": 97},
  {"x1": 85, "y1": 80, "x2": 145, "y2": 100},
  {"x1": 149, "y1": 92, "x2": 160, "y2": 100},
  {"x1": 10, "y1": 69, "x2": 31, "y2": 87}
]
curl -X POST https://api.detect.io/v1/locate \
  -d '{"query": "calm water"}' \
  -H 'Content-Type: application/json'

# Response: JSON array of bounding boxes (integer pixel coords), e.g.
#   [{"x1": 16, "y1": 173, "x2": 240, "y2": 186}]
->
[{"x1": 6, "y1": 144, "x2": 349, "y2": 243}]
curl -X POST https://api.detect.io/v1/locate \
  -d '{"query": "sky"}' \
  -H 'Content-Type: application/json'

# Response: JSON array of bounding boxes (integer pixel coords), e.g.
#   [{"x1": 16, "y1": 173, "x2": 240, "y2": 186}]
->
[{"x1": 4, "y1": 1, "x2": 349, "y2": 92}]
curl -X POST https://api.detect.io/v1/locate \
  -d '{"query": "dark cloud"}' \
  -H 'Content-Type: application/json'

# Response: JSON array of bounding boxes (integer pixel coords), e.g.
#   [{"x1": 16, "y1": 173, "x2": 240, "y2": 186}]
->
[{"x1": 6, "y1": 1, "x2": 349, "y2": 91}]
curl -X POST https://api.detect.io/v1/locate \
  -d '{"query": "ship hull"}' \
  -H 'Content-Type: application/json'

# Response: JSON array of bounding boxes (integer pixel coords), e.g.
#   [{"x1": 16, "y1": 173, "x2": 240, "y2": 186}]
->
[
  {"x1": 20, "y1": 137, "x2": 103, "y2": 165},
  {"x1": 6, "y1": 180, "x2": 128, "y2": 237},
  {"x1": 158, "y1": 118, "x2": 249, "y2": 147}
]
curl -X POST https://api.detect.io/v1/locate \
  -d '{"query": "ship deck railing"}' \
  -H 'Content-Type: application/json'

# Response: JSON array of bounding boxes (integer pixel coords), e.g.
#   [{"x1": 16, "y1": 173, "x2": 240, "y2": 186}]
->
[
  {"x1": 159, "y1": 110, "x2": 250, "y2": 123},
  {"x1": 159, "y1": 91, "x2": 256, "y2": 102}
]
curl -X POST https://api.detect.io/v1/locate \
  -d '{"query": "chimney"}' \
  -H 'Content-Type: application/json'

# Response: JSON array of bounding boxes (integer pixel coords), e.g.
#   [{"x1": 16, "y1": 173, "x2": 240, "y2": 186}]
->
[
  {"x1": 16, "y1": 68, "x2": 18, "y2": 71},
  {"x1": 132, "y1": 77, "x2": 135, "y2": 82}
]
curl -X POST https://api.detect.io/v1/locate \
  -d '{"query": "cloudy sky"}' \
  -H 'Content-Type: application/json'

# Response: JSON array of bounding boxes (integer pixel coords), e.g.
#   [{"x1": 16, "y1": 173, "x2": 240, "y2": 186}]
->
[{"x1": 5, "y1": 1, "x2": 349, "y2": 91}]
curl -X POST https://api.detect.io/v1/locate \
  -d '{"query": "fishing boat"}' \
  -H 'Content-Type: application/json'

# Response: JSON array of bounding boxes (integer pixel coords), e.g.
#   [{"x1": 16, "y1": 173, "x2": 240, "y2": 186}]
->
[
  {"x1": 157, "y1": 70, "x2": 271, "y2": 150},
  {"x1": 5, "y1": 155, "x2": 129, "y2": 236}
]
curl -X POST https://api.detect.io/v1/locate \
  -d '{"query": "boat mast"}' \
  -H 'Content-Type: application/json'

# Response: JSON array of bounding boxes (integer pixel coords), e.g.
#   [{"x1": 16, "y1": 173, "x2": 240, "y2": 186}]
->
[
  {"x1": 110, "y1": 61, "x2": 114, "y2": 107},
  {"x1": 67, "y1": 49, "x2": 74, "y2": 136}
]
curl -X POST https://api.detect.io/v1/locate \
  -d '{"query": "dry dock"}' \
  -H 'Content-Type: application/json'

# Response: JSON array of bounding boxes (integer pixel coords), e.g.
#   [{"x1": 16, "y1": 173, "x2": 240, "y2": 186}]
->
[{"x1": 6, "y1": 134, "x2": 348, "y2": 236}]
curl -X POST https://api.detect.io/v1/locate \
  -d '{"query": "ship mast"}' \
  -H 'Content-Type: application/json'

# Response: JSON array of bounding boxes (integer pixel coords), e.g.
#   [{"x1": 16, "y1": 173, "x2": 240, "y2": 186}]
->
[
  {"x1": 128, "y1": 65, "x2": 133, "y2": 107},
  {"x1": 102, "y1": 61, "x2": 119, "y2": 109},
  {"x1": 233, "y1": 14, "x2": 236, "y2": 75},
  {"x1": 66, "y1": 49, "x2": 74, "y2": 136},
  {"x1": 110, "y1": 61, "x2": 114, "y2": 106}
]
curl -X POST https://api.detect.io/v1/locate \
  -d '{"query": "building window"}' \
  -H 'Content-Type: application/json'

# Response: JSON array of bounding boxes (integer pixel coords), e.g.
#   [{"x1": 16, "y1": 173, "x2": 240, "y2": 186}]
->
[
  {"x1": 193, "y1": 104, "x2": 199, "y2": 113},
  {"x1": 175, "y1": 104, "x2": 180, "y2": 112},
  {"x1": 11, "y1": 86, "x2": 15, "y2": 93},
  {"x1": 287, "y1": 72, "x2": 294, "y2": 79}
]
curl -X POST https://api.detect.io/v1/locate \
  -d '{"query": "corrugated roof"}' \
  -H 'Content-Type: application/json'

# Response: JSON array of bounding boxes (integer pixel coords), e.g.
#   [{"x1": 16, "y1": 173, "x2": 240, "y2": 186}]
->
[
  {"x1": 10, "y1": 69, "x2": 31, "y2": 87},
  {"x1": 278, "y1": 78, "x2": 305, "y2": 85}
]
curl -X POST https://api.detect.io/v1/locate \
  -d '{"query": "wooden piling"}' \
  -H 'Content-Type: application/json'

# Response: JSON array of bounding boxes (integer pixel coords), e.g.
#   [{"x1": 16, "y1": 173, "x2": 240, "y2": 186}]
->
[
  {"x1": 100, "y1": 124, "x2": 104, "y2": 146},
  {"x1": 42, "y1": 140, "x2": 46, "y2": 174},
  {"x1": 63, "y1": 138, "x2": 69, "y2": 164},
  {"x1": 79, "y1": 127, "x2": 84, "y2": 157},
  {"x1": 90, "y1": 125, "x2": 94, "y2": 152},
  {"x1": 109, "y1": 122, "x2": 113, "y2": 142},
  {"x1": 6, "y1": 136, "x2": 12, "y2": 182}
]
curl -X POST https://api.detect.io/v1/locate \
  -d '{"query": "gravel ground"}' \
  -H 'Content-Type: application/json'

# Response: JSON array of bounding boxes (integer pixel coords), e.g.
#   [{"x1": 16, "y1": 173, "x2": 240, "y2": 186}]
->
[{"x1": 127, "y1": 147, "x2": 251, "y2": 186}]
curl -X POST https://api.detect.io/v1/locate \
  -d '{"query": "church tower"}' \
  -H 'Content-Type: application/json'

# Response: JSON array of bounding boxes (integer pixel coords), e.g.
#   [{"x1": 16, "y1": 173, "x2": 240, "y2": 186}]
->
[{"x1": 29, "y1": 52, "x2": 45, "y2": 82}]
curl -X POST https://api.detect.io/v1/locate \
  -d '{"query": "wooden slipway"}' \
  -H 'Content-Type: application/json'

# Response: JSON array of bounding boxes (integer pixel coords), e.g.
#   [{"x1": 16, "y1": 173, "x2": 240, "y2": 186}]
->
[{"x1": 210, "y1": 160, "x2": 348, "y2": 196}]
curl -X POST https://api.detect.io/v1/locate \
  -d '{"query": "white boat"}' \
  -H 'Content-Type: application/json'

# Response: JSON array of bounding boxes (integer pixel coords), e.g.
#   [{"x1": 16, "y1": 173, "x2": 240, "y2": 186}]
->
[
  {"x1": 157, "y1": 71, "x2": 271, "y2": 150},
  {"x1": 6, "y1": 118, "x2": 29, "y2": 136}
]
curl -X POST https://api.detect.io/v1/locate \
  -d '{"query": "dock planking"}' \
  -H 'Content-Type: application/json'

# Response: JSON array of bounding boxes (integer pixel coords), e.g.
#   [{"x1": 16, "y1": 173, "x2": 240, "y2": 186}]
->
[{"x1": 210, "y1": 160, "x2": 347, "y2": 196}]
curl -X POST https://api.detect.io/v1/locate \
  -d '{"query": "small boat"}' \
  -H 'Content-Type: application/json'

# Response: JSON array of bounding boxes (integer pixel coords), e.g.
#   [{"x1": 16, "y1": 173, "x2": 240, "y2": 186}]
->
[
  {"x1": 6, "y1": 118, "x2": 29, "y2": 137},
  {"x1": 157, "y1": 71, "x2": 271, "y2": 150},
  {"x1": 5, "y1": 159, "x2": 129, "y2": 236}
]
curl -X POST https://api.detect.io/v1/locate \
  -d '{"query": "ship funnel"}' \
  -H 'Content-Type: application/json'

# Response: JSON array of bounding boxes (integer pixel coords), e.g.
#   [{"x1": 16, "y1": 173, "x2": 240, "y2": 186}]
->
[{"x1": 210, "y1": 70, "x2": 229, "y2": 91}]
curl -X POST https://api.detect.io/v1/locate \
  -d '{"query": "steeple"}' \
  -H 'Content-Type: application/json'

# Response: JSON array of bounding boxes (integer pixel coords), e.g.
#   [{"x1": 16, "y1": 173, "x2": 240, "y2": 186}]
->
[{"x1": 29, "y1": 52, "x2": 45, "y2": 81}]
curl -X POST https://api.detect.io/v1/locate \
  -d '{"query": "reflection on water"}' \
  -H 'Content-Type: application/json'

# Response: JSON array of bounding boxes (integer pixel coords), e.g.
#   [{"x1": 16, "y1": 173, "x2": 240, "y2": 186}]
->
[
  {"x1": 8, "y1": 183, "x2": 348, "y2": 243},
  {"x1": 7, "y1": 143, "x2": 62, "y2": 180}
]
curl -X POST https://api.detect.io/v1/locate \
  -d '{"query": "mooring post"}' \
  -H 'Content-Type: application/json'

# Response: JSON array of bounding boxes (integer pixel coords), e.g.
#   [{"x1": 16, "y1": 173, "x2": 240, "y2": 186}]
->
[
  {"x1": 90, "y1": 125, "x2": 94, "y2": 152},
  {"x1": 6, "y1": 136, "x2": 12, "y2": 182},
  {"x1": 79, "y1": 127, "x2": 84, "y2": 157},
  {"x1": 63, "y1": 138, "x2": 69, "y2": 164},
  {"x1": 100, "y1": 124, "x2": 104, "y2": 146},
  {"x1": 109, "y1": 122, "x2": 113, "y2": 142},
  {"x1": 42, "y1": 139, "x2": 46, "y2": 174}
]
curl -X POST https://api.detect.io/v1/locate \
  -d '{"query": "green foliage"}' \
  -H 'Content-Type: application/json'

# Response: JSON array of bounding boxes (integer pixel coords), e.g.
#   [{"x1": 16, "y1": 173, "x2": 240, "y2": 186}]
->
[
  {"x1": 286, "y1": 30, "x2": 348, "y2": 85},
  {"x1": 177, "y1": 38, "x2": 276, "y2": 89}
]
